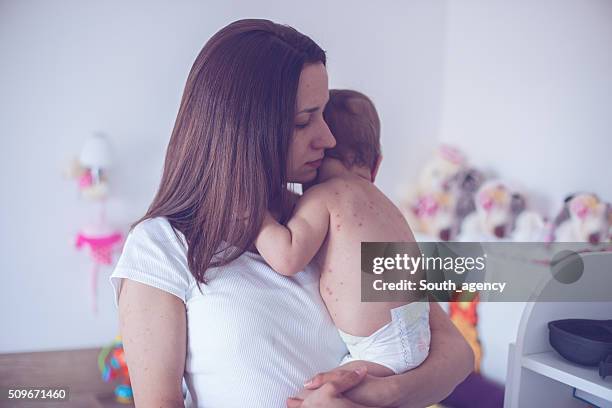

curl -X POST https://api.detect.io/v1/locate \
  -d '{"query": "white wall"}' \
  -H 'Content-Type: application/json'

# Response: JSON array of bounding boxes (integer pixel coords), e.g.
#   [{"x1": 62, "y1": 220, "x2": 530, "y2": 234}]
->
[
  {"x1": 439, "y1": 0, "x2": 612, "y2": 214},
  {"x1": 0, "y1": 0, "x2": 444, "y2": 352},
  {"x1": 438, "y1": 0, "x2": 612, "y2": 383}
]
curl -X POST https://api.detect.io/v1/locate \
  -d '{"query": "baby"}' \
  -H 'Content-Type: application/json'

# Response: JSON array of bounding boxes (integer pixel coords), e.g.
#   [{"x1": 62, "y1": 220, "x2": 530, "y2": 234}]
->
[{"x1": 255, "y1": 89, "x2": 430, "y2": 377}]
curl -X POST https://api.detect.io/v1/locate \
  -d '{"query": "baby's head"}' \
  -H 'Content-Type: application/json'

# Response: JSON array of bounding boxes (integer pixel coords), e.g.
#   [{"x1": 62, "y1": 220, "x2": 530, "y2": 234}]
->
[{"x1": 321, "y1": 89, "x2": 382, "y2": 181}]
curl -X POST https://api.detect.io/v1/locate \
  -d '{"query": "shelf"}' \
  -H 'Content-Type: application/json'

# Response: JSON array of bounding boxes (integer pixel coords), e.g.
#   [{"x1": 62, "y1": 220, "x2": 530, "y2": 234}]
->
[{"x1": 522, "y1": 351, "x2": 612, "y2": 402}]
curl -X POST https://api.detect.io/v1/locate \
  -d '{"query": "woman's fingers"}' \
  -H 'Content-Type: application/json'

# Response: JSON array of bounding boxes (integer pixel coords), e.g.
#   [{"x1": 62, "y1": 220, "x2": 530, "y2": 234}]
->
[
  {"x1": 322, "y1": 368, "x2": 368, "y2": 396},
  {"x1": 287, "y1": 369, "x2": 374, "y2": 408},
  {"x1": 291, "y1": 367, "x2": 369, "y2": 407},
  {"x1": 304, "y1": 366, "x2": 368, "y2": 391},
  {"x1": 286, "y1": 397, "x2": 304, "y2": 408}
]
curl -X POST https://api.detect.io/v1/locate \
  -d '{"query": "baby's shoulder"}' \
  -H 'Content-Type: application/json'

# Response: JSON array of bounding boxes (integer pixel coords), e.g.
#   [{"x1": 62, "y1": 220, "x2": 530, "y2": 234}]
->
[{"x1": 303, "y1": 176, "x2": 369, "y2": 203}]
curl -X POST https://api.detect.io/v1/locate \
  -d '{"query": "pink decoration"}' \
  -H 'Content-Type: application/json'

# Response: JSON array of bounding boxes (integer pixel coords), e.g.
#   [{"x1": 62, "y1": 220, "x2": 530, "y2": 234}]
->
[
  {"x1": 67, "y1": 134, "x2": 121, "y2": 314},
  {"x1": 75, "y1": 232, "x2": 123, "y2": 265},
  {"x1": 570, "y1": 200, "x2": 589, "y2": 220},
  {"x1": 439, "y1": 145, "x2": 466, "y2": 166},
  {"x1": 480, "y1": 196, "x2": 494, "y2": 212},
  {"x1": 78, "y1": 170, "x2": 93, "y2": 189},
  {"x1": 75, "y1": 231, "x2": 123, "y2": 314},
  {"x1": 415, "y1": 194, "x2": 440, "y2": 217}
]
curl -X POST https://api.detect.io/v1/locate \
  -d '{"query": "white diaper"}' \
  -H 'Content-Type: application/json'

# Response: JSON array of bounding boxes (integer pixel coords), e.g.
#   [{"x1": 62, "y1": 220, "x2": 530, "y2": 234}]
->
[{"x1": 338, "y1": 301, "x2": 431, "y2": 374}]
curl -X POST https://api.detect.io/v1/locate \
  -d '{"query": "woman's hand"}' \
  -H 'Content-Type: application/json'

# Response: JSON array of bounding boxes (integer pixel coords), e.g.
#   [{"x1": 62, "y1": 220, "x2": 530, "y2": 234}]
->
[
  {"x1": 301, "y1": 368, "x2": 393, "y2": 407},
  {"x1": 298, "y1": 302, "x2": 474, "y2": 408},
  {"x1": 287, "y1": 367, "x2": 375, "y2": 408}
]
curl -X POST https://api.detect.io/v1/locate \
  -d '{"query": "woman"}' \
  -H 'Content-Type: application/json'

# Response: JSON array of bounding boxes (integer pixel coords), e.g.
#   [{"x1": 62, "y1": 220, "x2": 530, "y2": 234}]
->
[{"x1": 111, "y1": 19, "x2": 473, "y2": 408}]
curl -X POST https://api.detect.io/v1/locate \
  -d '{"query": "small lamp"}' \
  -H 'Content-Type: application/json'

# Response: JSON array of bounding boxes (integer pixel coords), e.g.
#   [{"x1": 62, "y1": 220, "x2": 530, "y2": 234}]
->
[{"x1": 79, "y1": 132, "x2": 113, "y2": 184}]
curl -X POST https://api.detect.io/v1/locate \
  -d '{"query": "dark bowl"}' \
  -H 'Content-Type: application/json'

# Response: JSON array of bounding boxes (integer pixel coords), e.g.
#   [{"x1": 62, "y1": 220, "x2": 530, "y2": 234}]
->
[{"x1": 548, "y1": 319, "x2": 612, "y2": 366}]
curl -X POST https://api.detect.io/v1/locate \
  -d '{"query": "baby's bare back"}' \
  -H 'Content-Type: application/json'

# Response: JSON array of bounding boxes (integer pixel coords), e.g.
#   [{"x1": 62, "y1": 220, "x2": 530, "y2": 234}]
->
[{"x1": 315, "y1": 176, "x2": 417, "y2": 336}]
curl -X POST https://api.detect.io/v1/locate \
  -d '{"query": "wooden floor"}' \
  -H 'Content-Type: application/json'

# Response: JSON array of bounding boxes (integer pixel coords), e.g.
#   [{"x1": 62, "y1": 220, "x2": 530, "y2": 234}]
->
[{"x1": 0, "y1": 348, "x2": 134, "y2": 407}]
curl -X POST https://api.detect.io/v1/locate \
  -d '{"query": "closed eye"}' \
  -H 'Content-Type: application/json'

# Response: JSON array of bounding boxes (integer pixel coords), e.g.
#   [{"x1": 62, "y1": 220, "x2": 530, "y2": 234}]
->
[{"x1": 295, "y1": 112, "x2": 312, "y2": 129}]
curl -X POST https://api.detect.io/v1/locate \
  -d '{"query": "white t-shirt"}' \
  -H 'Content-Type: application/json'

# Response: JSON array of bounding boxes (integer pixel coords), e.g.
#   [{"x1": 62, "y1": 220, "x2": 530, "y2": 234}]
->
[{"x1": 110, "y1": 217, "x2": 348, "y2": 408}]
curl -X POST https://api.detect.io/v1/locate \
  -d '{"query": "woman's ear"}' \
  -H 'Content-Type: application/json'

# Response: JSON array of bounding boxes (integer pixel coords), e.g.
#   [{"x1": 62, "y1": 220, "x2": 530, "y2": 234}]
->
[{"x1": 371, "y1": 155, "x2": 383, "y2": 182}]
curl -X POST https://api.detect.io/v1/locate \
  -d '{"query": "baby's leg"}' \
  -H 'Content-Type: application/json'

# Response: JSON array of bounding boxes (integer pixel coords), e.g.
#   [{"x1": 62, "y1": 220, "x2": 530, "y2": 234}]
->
[{"x1": 338, "y1": 359, "x2": 394, "y2": 377}]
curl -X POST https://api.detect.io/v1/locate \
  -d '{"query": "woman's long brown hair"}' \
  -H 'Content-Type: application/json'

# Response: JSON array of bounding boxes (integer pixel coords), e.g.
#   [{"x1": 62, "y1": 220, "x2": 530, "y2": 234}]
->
[{"x1": 136, "y1": 19, "x2": 326, "y2": 284}]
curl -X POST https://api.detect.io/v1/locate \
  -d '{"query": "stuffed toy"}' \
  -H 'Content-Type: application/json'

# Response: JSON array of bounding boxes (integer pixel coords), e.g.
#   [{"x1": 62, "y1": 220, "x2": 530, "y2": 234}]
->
[
  {"x1": 403, "y1": 145, "x2": 484, "y2": 241},
  {"x1": 450, "y1": 167, "x2": 486, "y2": 227},
  {"x1": 417, "y1": 145, "x2": 467, "y2": 191},
  {"x1": 459, "y1": 181, "x2": 526, "y2": 241},
  {"x1": 449, "y1": 292, "x2": 482, "y2": 373},
  {"x1": 411, "y1": 191, "x2": 458, "y2": 241},
  {"x1": 512, "y1": 210, "x2": 551, "y2": 242},
  {"x1": 552, "y1": 193, "x2": 611, "y2": 244},
  {"x1": 451, "y1": 168, "x2": 486, "y2": 217},
  {"x1": 98, "y1": 336, "x2": 132, "y2": 404}
]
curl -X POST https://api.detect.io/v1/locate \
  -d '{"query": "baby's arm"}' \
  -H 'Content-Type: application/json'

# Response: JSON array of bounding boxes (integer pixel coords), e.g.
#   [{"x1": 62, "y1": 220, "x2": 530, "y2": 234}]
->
[{"x1": 255, "y1": 186, "x2": 330, "y2": 276}]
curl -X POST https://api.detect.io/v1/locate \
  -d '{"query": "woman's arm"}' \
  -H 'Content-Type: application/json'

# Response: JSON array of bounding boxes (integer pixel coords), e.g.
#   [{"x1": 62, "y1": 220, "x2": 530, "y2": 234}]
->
[
  {"x1": 118, "y1": 279, "x2": 187, "y2": 408},
  {"x1": 383, "y1": 301, "x2": 474, "y2": 407},
  {"x1": 303, "y1": 302, "x2": 474, "y2": 408}
]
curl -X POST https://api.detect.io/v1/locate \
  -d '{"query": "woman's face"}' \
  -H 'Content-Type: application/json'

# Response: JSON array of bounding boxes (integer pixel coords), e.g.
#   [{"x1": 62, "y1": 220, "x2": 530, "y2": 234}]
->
[{"x1": 287, "y1": 63, "x2": 336, "y2": 183}]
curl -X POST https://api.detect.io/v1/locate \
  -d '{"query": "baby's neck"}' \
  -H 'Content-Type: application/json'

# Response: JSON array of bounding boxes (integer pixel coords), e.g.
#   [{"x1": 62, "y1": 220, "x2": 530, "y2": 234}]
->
[{"x1": 317, "y1": 158, "x2": 372, "y2": 184}]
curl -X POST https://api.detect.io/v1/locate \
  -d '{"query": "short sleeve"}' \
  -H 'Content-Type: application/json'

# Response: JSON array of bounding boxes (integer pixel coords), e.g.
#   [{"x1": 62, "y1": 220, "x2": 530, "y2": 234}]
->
[{"x1": 109, "y1": 217, "x2": 194, "y2": 307}]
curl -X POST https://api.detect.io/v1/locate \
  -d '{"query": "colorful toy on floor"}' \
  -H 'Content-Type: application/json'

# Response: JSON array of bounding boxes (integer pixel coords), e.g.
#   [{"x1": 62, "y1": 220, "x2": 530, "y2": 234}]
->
[
  {"x1": 98, "y1": 336, "x2": 132, "y2": 404},
  {"x1": 449, "y1": 292, "x2": 482, "y2": 373}
]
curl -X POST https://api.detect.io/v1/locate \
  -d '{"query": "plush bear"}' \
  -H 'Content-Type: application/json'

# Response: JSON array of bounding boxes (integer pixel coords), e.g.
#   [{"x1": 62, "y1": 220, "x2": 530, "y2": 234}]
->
[
  {"x1": 417, "y1": 145, "x2": 467, "y2": 191},
  {"x1": 451, "y1": 167, "x2": 486, "y2": 222},
  {"x1": 411, "y1": 191, "x2": 458, "y2": 241},
  {"x1": 459, "y1": 181, "x2": 526, "y2": 241},
  {"x1": 403, "y1": 145, "x2": 483, "y2": 241},
  {"x1": 553, "y1": 193, "x2": 611, "y2": 244},
  {"x1": 512, "y1": 211, "x2": 551, "y2": 242}
]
